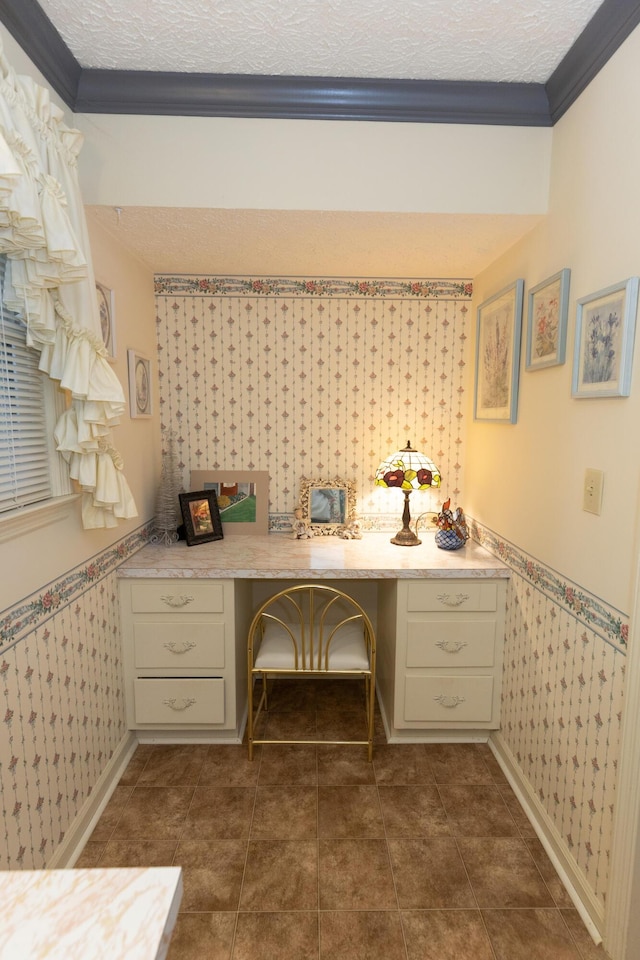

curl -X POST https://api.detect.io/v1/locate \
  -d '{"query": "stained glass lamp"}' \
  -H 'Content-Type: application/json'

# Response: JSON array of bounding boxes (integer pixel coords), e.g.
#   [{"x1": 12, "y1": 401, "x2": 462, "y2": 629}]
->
[{"x1": 375, "y1": 441, "x2": 441, "y2": 546}]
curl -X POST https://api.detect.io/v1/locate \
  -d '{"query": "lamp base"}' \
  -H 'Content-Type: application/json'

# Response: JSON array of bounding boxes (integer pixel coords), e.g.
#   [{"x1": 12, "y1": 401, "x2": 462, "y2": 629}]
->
[
  {"x1": 390, "y1": 529, "x2": 422, "y2": 547},
  {"x1": 390, "y1": 489, "x2": 422, "y2": 546}
]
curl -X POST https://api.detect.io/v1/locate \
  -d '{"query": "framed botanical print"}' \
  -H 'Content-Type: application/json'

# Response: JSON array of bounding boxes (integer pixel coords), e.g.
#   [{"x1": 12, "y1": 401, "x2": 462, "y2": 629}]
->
[
  {"x1": 526, "y1": 268, "x2": 570, "y2": 371},
  {"x1": 572, "y1": 277, "x2": 639, "y2": 398},
  {"x1": 474, "y1": 279, "x2": 524, "y2": 423}
]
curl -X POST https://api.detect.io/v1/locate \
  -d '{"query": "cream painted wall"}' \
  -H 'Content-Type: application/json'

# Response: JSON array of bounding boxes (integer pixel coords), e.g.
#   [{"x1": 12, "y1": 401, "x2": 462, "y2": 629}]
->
[
  {"x1": 0, "y1": 218, "x2": 159, "y2": 610},
  {"x1": 85, "y1": 214, "x2": 161, "y2": 521},
  {"x1": 466, "y1": 24, "x2": 640, "y2": 615},
  {"x1": 0, "y1": 28, "x2": 64, "y2": 106},
  {"x1": 75, "y1": 112, "x2": 552, "y2": 215}
]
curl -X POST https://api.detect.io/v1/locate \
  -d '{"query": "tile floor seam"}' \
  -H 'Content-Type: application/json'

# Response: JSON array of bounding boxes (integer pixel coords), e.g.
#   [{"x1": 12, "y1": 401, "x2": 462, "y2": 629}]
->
[
  {"x1": 231, "y1": 749, "x2": 263, "y2": 960},
  {"x1": 454, "y1": 835, "x2": 484, "y2": 918}
]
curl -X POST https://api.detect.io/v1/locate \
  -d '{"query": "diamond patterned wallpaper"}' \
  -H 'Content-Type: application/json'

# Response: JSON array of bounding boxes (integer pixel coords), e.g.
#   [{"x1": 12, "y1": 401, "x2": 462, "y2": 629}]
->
[{"x1": 154, "y1": 276, "x2": 472, "y2": 526}]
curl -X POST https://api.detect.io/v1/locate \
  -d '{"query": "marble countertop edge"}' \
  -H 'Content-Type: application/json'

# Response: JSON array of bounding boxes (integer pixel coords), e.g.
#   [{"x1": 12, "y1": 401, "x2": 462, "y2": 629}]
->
[{"x1": 118, "y1": 532, "x2": 509, "y2": 579}]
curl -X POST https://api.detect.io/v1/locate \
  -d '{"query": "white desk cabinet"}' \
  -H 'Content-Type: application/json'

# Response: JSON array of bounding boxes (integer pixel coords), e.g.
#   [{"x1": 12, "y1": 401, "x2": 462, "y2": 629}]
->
[
  {"x1": 377, "y1": 577, "x2": 507, "y2": 735},
  {"x1": 119, "y1": 577, "x2": 252, "y2": 735},
  {"x1": 118, "y1": 534, "x2": 509, "y2": 740}
]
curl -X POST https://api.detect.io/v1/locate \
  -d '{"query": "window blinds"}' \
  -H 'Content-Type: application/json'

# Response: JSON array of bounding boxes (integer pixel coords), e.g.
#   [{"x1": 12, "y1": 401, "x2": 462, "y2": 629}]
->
[{"x1": 0, "y1": 261, "x2": 52, "y2": 514}]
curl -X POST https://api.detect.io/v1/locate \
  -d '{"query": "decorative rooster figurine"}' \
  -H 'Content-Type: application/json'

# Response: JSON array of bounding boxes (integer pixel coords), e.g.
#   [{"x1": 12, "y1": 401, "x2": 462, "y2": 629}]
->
[{"x1": 432, "y1": 498, "x2": 469, "y2": 550}]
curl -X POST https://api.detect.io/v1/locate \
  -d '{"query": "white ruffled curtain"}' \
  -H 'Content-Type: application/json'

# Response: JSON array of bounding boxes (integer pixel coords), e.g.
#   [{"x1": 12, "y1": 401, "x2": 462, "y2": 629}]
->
[{"x1": 0, "y1": 41, "x2": 137, "y2": 528}]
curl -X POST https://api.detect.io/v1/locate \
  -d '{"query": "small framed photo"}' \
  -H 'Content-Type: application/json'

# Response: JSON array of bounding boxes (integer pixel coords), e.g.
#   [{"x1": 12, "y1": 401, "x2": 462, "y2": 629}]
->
[
  {"x1": 474, "y1": 279, "x2": 524, "y2": 423},
  {"x1": 96, "y1": 281, "x2": 116, "y2": 360},
  {"x1": 572, "y1": 277, "x2": 639, "y2": 398},
  {"x1": 179, "y1": 490, "x2": 224, "y2": 546},
  {"x1": 127, "y1": 349, "x2": 153, "y2": 418},
  {"x1": 190, "y1": 470, "x2": 269, "y2": 535},
  {"x1": 526, "y1": 268, "x2": 570, "y2": 371}
]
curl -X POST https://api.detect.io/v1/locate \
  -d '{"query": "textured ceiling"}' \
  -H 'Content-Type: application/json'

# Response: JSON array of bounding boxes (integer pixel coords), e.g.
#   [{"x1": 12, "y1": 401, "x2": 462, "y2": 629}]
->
[
  {"x1": 86, "y1": 206, "x2": 543, "y2": 278},
  {"x1": 38, "y1": 0, "x2": 604, "y2": 82},
  {"x1": 37, "y1": 0, "x2": 602, "y2": 277}
]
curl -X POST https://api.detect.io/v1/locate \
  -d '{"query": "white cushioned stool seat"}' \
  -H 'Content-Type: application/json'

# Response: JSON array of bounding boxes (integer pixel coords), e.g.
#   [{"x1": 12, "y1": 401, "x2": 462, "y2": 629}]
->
[{"x1": 255, "y1": 620, "x2": 370, "y2": 671}]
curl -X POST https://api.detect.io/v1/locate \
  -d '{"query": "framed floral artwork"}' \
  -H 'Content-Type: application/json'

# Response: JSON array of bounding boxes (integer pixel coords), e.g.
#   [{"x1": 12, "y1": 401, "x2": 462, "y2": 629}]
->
[
  {"x1": 526, "y1": 268, "x2": 570, "y2": 371},
  {"x1": 474, "y1": 279, "x2": 524, "y2": 423},
  {"x1": 572, "y1": 277, "x2": 639, "y2": 398}
]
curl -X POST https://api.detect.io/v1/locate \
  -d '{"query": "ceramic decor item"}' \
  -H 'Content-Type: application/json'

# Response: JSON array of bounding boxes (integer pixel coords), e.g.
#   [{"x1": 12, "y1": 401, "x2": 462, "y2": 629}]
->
[{"x1": 433, "y1": 498, "x2": 469, "y2": 550}]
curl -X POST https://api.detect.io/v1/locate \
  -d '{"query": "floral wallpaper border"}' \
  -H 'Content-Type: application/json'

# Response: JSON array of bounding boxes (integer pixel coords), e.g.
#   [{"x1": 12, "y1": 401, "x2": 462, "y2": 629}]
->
[
  {"x1": 0, "y1": 524, "x2": 153, "y2": 656},
  {"x1": 154, "y1": 275, "x2": 473, "y2": 299},
  {"x1": 470, "y1": 520, "x2": 628, "y2": 652}
]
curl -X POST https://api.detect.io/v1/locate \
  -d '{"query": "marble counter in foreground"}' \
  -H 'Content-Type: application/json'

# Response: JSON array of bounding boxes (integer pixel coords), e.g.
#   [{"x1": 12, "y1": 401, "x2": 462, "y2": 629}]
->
[
  {"x1": 0, "y1": 866, "x2": 182, "y2": 959},
  {"x1": 118, "y1": 532, "x2": 509, "y2": 580}
]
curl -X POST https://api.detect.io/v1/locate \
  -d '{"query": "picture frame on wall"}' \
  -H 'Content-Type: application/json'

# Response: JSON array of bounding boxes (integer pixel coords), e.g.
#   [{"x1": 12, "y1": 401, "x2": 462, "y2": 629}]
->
[
  {"x1": 474, "y1": 279, "x2": 524, "y2": 423},
  {"x1": 96, "y1": 281, "x2": 116, "y2": 360},
  {"x1": 572, "y1": 277, "x2": 639, "y2": 398},
  {"x1": 179, "y1": 490, "x2": 224, "y2": 546},
  {"x1": 127, "y1": 349, "x2": 153, "y2": 418},
  {"x1": 190, "y1": 470, "x2": 269, "y2": 535},
  {"x1": 526, "y1": 268, "x2": 571, "y2": 371}
]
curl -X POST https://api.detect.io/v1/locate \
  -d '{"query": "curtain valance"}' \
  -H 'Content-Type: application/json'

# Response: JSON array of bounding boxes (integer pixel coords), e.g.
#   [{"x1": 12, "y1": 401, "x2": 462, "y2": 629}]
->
[{"x1": 0, "y1": 41, "x2": 137, "y2": 528}]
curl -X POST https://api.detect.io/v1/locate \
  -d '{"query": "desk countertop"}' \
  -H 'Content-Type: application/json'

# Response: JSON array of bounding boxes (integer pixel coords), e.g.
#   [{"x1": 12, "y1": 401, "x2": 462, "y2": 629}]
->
[
  {"x1": 0, "y1": 867, "x2": 182, "y2": 960},
  {"x1": 118, "y1": 532, "x2": 509, "y2": 580}
]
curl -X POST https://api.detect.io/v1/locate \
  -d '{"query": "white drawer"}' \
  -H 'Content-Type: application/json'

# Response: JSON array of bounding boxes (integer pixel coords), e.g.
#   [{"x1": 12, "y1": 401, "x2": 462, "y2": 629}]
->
[
  {"x1": 406, "y1": 619, "x2": 496, "y2": 667},
  {"x1": 406, "y1": 580, "x2": 498, "y2": 613},
  {"x1": 134, "y1": 678, "x2": 225, "y2": 724},
  {"x1": 133, "y1": 621, "x2": 225, "y2": 669},
  {"x1": 130, "y1": 581, "x2": 225, "y2": 614},
  {"x1": 404, "y1": 675, "x2": 494, "y2": 722}
]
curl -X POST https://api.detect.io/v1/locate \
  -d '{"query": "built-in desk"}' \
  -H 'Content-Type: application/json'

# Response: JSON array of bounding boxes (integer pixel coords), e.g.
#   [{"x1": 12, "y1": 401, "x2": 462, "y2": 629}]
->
[{"x1": 118, "y1": 533, "x2": 509, "y2": 741}]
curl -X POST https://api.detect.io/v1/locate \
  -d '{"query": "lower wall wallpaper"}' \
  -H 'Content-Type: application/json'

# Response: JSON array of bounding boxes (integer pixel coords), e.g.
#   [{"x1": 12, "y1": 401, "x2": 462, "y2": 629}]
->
[
  {"x1": 473, "y1": 521, "x2": 627, "y2": 912},
  {"x1": 0, "y1": 528, "x2": 150, "y2": 869}
]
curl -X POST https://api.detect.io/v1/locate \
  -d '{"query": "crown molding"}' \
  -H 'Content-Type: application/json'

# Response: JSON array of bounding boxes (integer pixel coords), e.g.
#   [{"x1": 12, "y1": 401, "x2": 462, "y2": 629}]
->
[
  {"x1": 0, "y1": 0, "x2": 80, "y2": 106},
  {"x1": 75, "y1": 71, "x2": 551, "y2": 125},
  {"x1": 1, "y1": 0, "x2": 639, "y2": 126},
  {"x1": 546, "y1": 0, "x2": 640, "y2": 123}
]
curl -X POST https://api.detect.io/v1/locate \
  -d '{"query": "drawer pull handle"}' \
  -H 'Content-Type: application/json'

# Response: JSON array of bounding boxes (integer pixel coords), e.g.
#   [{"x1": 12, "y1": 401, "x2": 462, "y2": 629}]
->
[
  {"x1": 160, "y1": 595, "x2": 195, "y2": 608},
  {"x1": 434, "y1": 694, "x2": 466, "y2": 708},
  {"x1": 163, "y1": 640, "x2": 197, "y2": 655},
  {"x1": 436, "y1": 592, "x2": 470, "y2": 608},
  {"x1": 435, "y1": 640, "x2": 468, "y2": 654},
  {"x1": 162, "y1": 697, "x2": 197, "y2": 711}
]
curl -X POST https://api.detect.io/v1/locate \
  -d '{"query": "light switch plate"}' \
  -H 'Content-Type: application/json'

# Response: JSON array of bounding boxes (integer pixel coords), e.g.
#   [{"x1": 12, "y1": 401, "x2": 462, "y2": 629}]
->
[{"x1": 583, "y1": 468, "x2": 604, "y2": 515}]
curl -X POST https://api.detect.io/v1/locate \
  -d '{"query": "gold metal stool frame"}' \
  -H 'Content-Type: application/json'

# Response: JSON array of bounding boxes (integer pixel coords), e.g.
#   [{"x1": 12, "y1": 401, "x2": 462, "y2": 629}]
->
[{"x1": 247, "y1": 583, "x2": 377, "y2": 761}]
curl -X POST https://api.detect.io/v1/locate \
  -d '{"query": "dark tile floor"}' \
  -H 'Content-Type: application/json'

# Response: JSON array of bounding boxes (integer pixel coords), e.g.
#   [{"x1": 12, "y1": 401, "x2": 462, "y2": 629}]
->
[{"x1": 75, "y1": 679, "x2": 609, "y2": 960}]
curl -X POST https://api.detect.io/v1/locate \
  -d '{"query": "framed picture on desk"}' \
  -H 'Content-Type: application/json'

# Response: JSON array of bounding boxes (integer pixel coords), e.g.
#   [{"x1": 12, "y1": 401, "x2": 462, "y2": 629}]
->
[
  {"x1": 190, "y1": 470, "x2": 269, "y2": 535},
  {"x1": 179, "y1": 489, "x2": 224, "y2": 546},
  {"x1": 299, "y1": 476, "x2": 357, "y2": 535}
]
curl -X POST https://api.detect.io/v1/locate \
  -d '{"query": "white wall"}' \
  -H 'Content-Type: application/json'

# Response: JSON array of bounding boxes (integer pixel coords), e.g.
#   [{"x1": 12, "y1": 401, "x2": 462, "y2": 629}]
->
[
  {"x1": 76, "y1": 112, "x2": 552, "y2": 215},
  {"x1": 466, "y1": 24, "x2": 640, "y2": 616}
]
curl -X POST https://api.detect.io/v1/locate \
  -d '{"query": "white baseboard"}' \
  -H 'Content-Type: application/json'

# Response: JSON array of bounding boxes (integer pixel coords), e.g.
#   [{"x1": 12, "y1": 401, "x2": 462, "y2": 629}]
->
[
  {"x1": 47, "y1": 731, "x2": 138, "y2": 869},
  {"x1": 490, "y1": 731, "x2": 603, "y2": 945}
]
